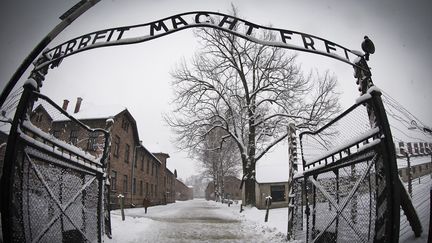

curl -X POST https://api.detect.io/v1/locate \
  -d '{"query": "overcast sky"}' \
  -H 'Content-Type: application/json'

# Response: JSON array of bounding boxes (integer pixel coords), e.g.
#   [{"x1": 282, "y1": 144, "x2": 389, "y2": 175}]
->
[{"x1": 1, "y1": 0, "x2": 431, "y2": 180}]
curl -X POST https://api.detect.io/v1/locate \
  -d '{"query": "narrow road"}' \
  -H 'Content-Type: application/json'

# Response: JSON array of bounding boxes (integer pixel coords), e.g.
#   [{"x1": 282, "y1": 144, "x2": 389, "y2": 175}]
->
[{"x1": 108, "y1": 199, "x2": 286, "y2": 243}]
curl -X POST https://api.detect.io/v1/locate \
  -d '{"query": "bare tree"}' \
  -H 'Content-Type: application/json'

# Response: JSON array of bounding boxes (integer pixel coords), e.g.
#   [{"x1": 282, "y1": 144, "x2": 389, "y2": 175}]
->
[
  {"x1": 197, "y1": 127, "x2": 240, "y2": 201},
  {"x1": 166, "y1": 7, "x2": 341, "y2": 206}
]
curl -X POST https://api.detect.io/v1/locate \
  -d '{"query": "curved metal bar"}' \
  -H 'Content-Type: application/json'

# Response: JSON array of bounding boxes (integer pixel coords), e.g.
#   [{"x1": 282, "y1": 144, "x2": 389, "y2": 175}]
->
[
  {"x1": 0, "y1": 0, "x2": 100, "y2": 110},
  {"x1": 35, "y1": 11, "x2": 364, "y2": 71}
]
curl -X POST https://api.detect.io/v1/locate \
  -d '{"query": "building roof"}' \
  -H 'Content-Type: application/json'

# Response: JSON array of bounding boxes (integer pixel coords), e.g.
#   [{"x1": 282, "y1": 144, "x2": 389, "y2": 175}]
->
[
  {"x1": 397, "y1": 155, "x2": 431, "y2": 168},
  {"x1": 255, "y1": 162, "x2": 289, "y2": 184},
  {"x1": 62, "y1": 102, "x2": 126, "y2": 121}
]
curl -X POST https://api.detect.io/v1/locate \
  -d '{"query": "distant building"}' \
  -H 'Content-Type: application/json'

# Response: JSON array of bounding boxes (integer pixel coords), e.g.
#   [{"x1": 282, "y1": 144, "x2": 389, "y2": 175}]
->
[
  {"x1": 255, "y1": 163, "x2": 289, "y2": 209},
  {"x1": 397, "y1": 155, "x2": 432, "y2": 182},
  {"x1": 205, "y1": 176, "x2": 241, "y2": 201},
  {"x1": 255, "y1": 181, "x2": 289, "y2": 209},
  {"x1": 175, "y1": 179, "x2": 193, "y2": 201}
]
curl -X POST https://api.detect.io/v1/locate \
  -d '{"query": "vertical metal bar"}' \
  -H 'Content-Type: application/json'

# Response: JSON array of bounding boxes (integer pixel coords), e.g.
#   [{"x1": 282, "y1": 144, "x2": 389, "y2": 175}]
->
[
  {"x1": 335, "y1": 169, "x2": 339, "y2": 241},
  {"x1": 60, "y1": 169, "x2": 64, "y2": 235},
  {"x1": 97, "y1": 174, "x2": 103, "y2": 243},
  {"x1": 304, "y1": 178, "x2": 310, "y2": 243},
  {"x1": 351, "y1": 164, "x2": 357, "y2": 224},
  {"x1": 368, "y1": 171, "x2": 372, "y2": 241},
  {"x1": 312, "y1": 176, "x2": 317, "y2": 240},
  {"x1": 82, "y1": 174, "x2": 86, "y2": 235},
  {"x1": 0, "y1": 81, "x2": 35, "y2": 243},
  {"x1": 406, "y1": 153, "x2": 412, "y2": 197},
  {"x1": 429, "y1": 188, "x2": 432, "y2": 243},
  {"x1": 370, "y1": 91, "x2": 401, "y2": 242},
  {"x1": 26, "y1": 155, "x2": 33, "y2": 241}
]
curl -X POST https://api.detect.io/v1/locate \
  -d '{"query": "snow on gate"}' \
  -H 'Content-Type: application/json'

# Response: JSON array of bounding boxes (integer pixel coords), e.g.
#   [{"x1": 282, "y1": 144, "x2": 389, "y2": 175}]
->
[{"x1": 0, "y1": 82, "x2": 111, "y2": 243}]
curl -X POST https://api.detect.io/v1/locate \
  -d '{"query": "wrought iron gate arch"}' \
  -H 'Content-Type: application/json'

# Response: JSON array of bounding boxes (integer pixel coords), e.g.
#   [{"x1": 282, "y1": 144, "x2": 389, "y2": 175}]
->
[{"x1": 0, "y1": 9, "x2": 410, "y2": 243}]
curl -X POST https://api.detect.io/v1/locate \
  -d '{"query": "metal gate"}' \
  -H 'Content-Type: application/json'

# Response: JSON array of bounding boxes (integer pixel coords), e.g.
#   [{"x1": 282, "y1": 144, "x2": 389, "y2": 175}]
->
[
  {"x1": 1, "y1": 80, "x2": 111, "y2": 243},
  {"x1": 290, "y1": 88, "x2": 401, "y2": 242}
]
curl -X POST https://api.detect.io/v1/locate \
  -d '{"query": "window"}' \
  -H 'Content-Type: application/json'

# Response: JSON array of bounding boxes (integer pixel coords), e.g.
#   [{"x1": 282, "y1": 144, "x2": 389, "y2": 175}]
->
[
  {"x1": 114, "y1": 135, "x2": 120, "y2": 157},
  {"x1": 123, "y1": 175, "x2": 128, "y2": 193},
  {"x1": 151, "y1": 163, "x2": 154, "y2": 176},
  {"x1": 155, "y1": 185, "x2": 158, "y2": 197},
  {"x1": 270, "y1": 185, "x2": 286, "y2": 202},
  {"x1": 141, "y1": 154, "x2": 144, "y2": 171},
  {"x1": 140, "y1": 180, "x2": 143, "y2": 196},
  {"x1": 147, "y1": 160, "x2": 150, "y2": 174},
  {"x1": 146, "y1": 183, "x2": 149, "y2": 197},
  {"x1": 70, "y1": 130, "x2": 78, "y2": 145},
  {"x1": 87, "y1": 131, "x2": 98, "y2": 151},
  {"x1": 111, "y1": 170, "x2": 117, "y2": 191},
  {"x1": 121, "y1": 118, "x2": 129, "y2": 132},
  {"x1": 134, "y1": 151, "x2": 138, "y2": 168},
  {"x1": 53, "y1": 130, "x2": 60, "y2": 138},
  {"x1": 125, "y1": 144, "x2": 130, "y2": 163},
  {"x1": 151, "y1": 184, "x2": 154, "y2": 197},
  {"x1": 35, "y1": 113, "x2": 43, "y2": 122},
  {"x1": 132, "y1": 178, "x2": 136, "y2": 195}
]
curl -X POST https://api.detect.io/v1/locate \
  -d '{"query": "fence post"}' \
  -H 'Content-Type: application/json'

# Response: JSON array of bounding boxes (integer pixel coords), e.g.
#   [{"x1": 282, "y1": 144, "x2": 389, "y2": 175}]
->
[
  {"x1": 118, "y1": 194, "x2": 125, "y2": 221},
  {"x1": 406, "y1": 153, "x2": 412, "y2": 197},
  {"x1": 0, "y1": 79, "x2": 37, "y2": 243},
  {"x1": 287, "y1": 123, "x2": 298, "y2": 240},
  {"x1": 264, "y1": 196, "x2": 272, "y2": 222}
]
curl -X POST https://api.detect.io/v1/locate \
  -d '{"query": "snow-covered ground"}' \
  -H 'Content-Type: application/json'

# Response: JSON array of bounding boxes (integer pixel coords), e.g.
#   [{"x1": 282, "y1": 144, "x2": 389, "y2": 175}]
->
[
  {"x1": 105, "y1": 174, "x2": 431, "y2": 242},
  {"x1": 399, "y1": 174, "x2": 431, "y2": 243},
  {"x1": 105, "y1": 199, "x2": 288, "y2": 243}
]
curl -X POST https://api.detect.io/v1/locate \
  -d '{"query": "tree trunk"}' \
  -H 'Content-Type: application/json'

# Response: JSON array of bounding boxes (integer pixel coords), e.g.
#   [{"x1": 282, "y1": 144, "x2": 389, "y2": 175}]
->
[{"x1": 244, "y1": 176, "x2": 256, "y2": 206}]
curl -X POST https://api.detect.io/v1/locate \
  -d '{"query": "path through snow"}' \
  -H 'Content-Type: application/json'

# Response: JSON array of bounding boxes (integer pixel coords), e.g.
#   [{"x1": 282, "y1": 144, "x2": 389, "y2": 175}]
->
[{"x1": 106, "y1": 199, "x2": 287, "y2": 243}]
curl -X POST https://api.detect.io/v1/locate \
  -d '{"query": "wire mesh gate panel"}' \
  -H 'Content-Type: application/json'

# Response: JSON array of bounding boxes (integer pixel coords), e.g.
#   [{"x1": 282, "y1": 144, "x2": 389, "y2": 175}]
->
[
  {"x1": 1, "y1": 82, "x2": 111, "y2": 243},
  {"x1": 290, "y1": 89, "x2": 400, "y2": 243}
]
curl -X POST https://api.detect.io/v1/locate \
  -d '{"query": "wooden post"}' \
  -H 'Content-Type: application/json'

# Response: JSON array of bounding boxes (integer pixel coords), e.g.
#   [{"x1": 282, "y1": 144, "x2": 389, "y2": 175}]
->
[
  {"x1": 118, "y1": 194, "x2": 125, "y2": 221},
  {"x1": 264, "y1": 196, "x2": 272, "y2": 222},
  {"x1": 406, "y1": 153, "x2": 412, "y2": 197}
]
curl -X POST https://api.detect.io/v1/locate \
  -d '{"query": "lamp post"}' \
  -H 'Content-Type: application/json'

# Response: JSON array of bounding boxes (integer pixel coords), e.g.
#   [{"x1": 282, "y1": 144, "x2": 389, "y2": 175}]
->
[{"x1": 130, "y1": 140, "x2": 142, "y2": 206}]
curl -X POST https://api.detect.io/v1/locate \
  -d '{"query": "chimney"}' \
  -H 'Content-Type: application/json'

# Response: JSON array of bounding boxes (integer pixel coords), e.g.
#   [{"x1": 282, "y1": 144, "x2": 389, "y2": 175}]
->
[
  {"x1": 62, "y1": 99, "x2": 69, "y2": 111},
  {"x1": 74, "y1": 97, "x2": 83, "y2": 113}
]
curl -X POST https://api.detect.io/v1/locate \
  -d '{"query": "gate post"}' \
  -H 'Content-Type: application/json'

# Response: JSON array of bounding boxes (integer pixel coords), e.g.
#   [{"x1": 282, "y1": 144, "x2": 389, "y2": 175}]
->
[
  {"x1": 354, "y1": 45, "x2": 401, "y2": 241},
  {"x1": 287, "y1": 123, "x2": 298, "y2": 240},
  {"x1": 0, "y1": 79, "x2": 37, "y2": 242}
]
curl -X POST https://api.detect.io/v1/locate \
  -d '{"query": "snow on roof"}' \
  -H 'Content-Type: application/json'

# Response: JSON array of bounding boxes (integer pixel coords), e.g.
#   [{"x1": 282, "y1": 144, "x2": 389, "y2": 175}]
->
[
  {"x1": 255, "y1": 163, "x2": 289, "y2": 183},
  {"x1": 255, "y1": 143, "x2": 290, "y2": 183},
  {"x1": 397, "y1": 155, "x2": 431, "y2": 168},
  {"x1": 64, "y1": 102, "x2": 126, "y2": 121},
  {"x1": 255, "y1": 156, "x2": 291, "y2": 184}
]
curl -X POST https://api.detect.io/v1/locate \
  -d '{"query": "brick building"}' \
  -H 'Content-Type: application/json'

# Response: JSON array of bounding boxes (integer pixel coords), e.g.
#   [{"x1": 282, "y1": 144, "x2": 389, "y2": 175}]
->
[
  {"x1": 175, "y1": 179, "x2": 193, "y2": 201},
  {"x1": 29, "y1": 98, "x2": 178, "y2": 209}
]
